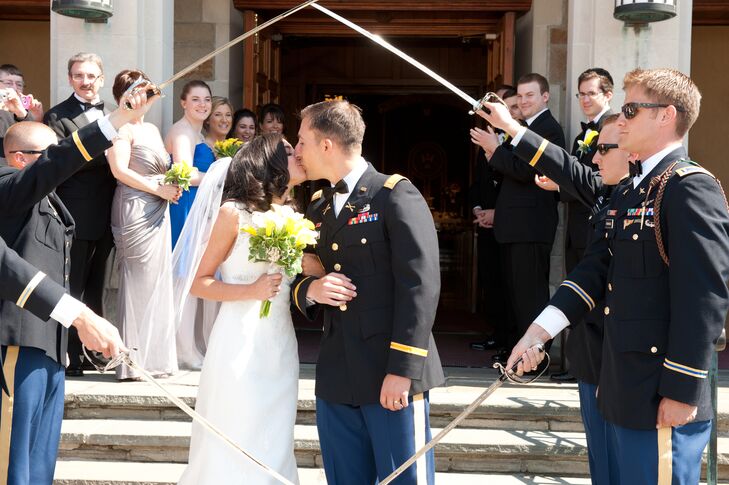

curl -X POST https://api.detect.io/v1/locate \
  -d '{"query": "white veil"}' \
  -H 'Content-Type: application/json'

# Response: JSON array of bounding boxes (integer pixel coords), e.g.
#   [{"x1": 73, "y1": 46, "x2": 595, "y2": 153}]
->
[{"x1": 170, "y1": 156, "x2": 232, "y2": 369}]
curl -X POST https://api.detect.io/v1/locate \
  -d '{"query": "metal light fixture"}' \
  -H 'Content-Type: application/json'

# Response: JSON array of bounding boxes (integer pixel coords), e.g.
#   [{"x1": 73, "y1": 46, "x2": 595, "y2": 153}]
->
[
  {"x1": 614, "y1": 0, "x2": 677, "y2": 24},
  {"x1": 52, "y1": 0, "x2": 113, "y2": 23}
]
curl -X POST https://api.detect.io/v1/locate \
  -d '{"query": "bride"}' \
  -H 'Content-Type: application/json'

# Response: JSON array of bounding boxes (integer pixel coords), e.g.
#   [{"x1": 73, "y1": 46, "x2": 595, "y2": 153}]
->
[{"x1": 177, "y1": 133, "x2": 317, "y2": 485}]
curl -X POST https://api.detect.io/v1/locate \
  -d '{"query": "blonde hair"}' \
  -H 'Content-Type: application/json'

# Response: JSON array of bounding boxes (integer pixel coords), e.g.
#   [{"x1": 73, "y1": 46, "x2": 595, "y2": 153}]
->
[
  {"x1": 204, "y1": 96, "x2": 233, "y2": 132},
  {"x1": 623, "y1": 68, "x2": 700, "y2": 137}
]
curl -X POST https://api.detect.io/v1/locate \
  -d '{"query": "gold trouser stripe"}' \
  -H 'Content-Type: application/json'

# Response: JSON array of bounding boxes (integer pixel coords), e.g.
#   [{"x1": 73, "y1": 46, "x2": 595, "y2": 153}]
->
[
  {"x1": 71, "y1": 130, "x2": 92, "y2": 162},
  {"x1": 293, "y1": 276, "x2": 312, "y2": 312},
  {"x1": 15, "y1": 271, "x2": 45, "y2": 309},
  {"x1": 411, "y1": 393, "x2": 427, "y2": 484},
  {"x1": 0, "y1": 346, "x2": 19, "y2": 485},
  {"x1": 529, "y1": 139, "x2": 549, "y2": 167},
  {"x1": 390, "y1": 342, "x2": 428, "y2": 357},
  {"x1": 657, "y1": 426, "x2": 673, "y2": 485}
]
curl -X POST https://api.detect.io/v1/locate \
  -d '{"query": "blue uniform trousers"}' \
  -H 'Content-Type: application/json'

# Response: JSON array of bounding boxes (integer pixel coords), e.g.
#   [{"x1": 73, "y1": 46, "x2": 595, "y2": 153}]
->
[
  {"x1": 608, "y1": 419, "x2": 711, "y2": 485},
  {"x1": 577, "y1": 381, "x2": 620, "y2": 484},
  {"x1": 0, "y1": 346, "x2": 65, "y2": 485},
  {"x1": 316, "y1": 392, "x2": 435, "y2": 485}
]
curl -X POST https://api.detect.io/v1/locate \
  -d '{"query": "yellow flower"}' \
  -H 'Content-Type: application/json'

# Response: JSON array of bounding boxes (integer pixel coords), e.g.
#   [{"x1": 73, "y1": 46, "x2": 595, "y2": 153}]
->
[
  {"x1": 240, "y1": 225, "x2": 258, "y2": 236},
  {"x1": 583, "y1": 130, "x2": 599, "y2": 146}
]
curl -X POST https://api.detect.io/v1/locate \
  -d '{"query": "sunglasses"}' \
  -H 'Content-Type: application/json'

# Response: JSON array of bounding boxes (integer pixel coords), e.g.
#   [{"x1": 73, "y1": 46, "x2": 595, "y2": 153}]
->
[
  {"x1": 596, "y1": 143, "x2": 619, "y2": 155},
  {"x1": 621, "y1": 102, "x2": 686, "y2": 120},
  {"x1": 9, "y1": 149, "x2": 44, "y2": 155}
]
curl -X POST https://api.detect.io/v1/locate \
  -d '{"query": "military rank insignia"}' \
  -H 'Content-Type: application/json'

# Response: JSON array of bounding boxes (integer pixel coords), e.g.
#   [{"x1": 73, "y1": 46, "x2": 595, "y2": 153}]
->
[{"x1": 348, "y1": 212, "x2": 379, "y2": 225}]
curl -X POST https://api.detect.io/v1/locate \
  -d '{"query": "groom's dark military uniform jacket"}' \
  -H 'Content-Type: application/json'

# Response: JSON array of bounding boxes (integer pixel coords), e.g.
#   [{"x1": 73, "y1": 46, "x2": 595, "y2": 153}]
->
[
  {"x1": 292, "y1": 163, "x2": 445, "y2": 405},
  {"x1": 0, "y1": 121, "x2": 113, "y2": 366},
  {"x1": 516, "y1": 133, "x2": 729, "y2": 430}
]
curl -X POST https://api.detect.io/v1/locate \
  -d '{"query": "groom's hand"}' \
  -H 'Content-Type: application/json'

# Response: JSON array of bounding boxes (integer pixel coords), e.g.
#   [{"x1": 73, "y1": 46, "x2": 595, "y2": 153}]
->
[
  {"x1": 306, "y1": 272, "x2": 357, "y2": 306},
  {"x1": 380, "y1": 374, "x2": 411, "y2": 411}
]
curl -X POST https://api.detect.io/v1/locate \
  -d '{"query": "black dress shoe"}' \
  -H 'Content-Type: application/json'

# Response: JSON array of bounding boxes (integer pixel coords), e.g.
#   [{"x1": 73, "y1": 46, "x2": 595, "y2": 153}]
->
[
  {"x1": 491, "y1": 350, "x2": 509, "y2": 364},
  {"x1": 550, "y1": 371, "x2": 577, "y2": 383},
  {"x1": 470, "y1": 339, "x2": 499, "y2": 351},
  {"x1": 65, "y1": 367, "x2": 84, "y2": 377}
]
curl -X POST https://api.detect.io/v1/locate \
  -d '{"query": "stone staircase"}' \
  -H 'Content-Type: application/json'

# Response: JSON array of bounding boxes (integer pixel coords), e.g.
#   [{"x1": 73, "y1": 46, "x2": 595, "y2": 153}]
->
[{"x1": 54, "y1": 365, "x2": 729, "y2": 484}]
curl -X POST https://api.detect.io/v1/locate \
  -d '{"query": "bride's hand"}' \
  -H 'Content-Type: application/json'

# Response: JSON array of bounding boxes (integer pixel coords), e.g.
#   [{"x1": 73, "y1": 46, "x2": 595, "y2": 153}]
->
[
  {"x1": 250, "y1": 273, "x2": 283, "y2": 301},
  {"x1": 302, "y1": 253, "x2": 326, "y2": 278}
]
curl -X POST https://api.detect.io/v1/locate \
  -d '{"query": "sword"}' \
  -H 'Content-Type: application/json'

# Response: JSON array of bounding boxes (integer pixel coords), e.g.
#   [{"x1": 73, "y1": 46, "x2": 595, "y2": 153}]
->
[
  {"x1": 379, "y1": 344, "x2": 548, "y2": 485},
  {"x1": 125, "y1": 0, "x2": 319, "y2": 105},
  {"x1": 83, "y1": 347, "x2": 296, "y2": 485},
  {"x1": 311, "y1": 3, "x2": 497, "y2": 115}
]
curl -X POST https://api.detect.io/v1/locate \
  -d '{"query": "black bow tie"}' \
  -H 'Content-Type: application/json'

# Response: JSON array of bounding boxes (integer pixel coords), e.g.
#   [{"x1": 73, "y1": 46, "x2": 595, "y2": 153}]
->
[
  {"x1": 323, "y1": 179, "x2": 348, "y2": 199},
  {"x1": 81, "y1": 101, "x2": 104, "y2": 111},
  {"x1": 581, "y1": 121, "x2": 597, "y2": 132},
  {"x1": 629, "y1": 160, "x2": 643, "y2": 178}
]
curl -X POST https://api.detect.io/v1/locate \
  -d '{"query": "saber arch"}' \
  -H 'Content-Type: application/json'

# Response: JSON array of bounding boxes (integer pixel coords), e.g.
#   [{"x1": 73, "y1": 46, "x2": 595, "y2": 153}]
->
[{"x1": 1, "y1": 0, "x2": 728, "y2": 344}]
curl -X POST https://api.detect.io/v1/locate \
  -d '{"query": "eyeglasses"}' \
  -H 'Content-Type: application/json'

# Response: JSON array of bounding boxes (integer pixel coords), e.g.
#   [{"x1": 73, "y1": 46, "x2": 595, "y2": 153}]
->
[
  {"x1": 71, "y1": 73, "x2": 101, "y2": 82},
  {"x1": 0, "y1": 80, "x2": 24, "y2": 89},
  {"x1": 575, "y1": 91, "x2": 602, "y2": 100},
  {"x1": 9, "y1": 149, "x2": 44, "y2": 155},
  {"x1": 621, "y1": 102, "x2": 686, "y2": 120},
  {"x1": 596, "y1": 143, "x2": 619, "y2": 155}
]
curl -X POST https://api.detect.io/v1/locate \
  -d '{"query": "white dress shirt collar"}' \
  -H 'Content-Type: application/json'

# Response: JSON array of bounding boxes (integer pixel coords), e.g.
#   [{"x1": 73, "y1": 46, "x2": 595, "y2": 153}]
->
[
  {"x1": 526, "y1": 108, "x2": 549, "y2": 127},
  {"x1": 74, "y1": 93, "x2": 101, "y2": 106},
  {"x1": 333, "y1": 158, "x2": 368, "y2": 216},
  {"x1": 591, "y1": 105, "x2": 611, "y2": 124},
  {"x1": 632, "y1": 142, "x2": 684, "y2": 188}
]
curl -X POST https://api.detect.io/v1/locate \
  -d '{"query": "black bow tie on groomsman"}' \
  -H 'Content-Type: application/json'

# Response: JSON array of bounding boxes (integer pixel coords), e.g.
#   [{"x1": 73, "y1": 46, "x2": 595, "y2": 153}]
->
[
  {"x1": 81, "y1": 101, "x2": 104, "y2": 111},
  {"x1": 629, "y1": 159, "x2": 643, "y2": 177},
  {"x1": 581, "y1": 121, "x2": 597, "y2": 132},
  {"x1": 323, "y1": 179, "x2": 349, "y2": 199}
]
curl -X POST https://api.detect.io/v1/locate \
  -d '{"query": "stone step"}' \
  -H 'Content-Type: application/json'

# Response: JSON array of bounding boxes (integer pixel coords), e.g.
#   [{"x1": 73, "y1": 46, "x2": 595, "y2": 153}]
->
[
  {"x1": 56, "y1": 419, "x2": 729, "y2": 477},
  {"x1": 53, "y1": 461, "x2": 596, "y2": 485}
]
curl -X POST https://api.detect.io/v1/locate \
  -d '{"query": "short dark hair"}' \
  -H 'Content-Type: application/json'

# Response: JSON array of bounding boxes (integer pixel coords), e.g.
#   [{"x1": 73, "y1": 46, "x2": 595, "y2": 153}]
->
[
  {"x1": 517, "y1": 73, "x2": 550, "y2": 94},
  {"x1": 222, "y1": 133, "x2": 290, "y2": 211},
  {"x1": 599, "y1": 113, "x2": 620, "y2": 129},
  {"x1": 578, "y1": 68, "x2": 614, "y2": 94},
  {"x1": 228, "y1": 108, "x2": 257, "y2": 139},
  {"x1": 112, "y1": 69, "x2": 150, "y2": 104},
  {"x1": 300, "y1": 100, "x2": 366, "y2": 154},
  {"x1": 180, "y1": 80, "x2": 211, "y2": 100},
  {"x1": 259, "y1": 103, "x2": 285, "y2": 127},
  {"x1": 502, "y1": 88, "x2": 517, "y2": 99},
  {"x1": 0, "y1": 64, "x2": 23, "y2": 78}
]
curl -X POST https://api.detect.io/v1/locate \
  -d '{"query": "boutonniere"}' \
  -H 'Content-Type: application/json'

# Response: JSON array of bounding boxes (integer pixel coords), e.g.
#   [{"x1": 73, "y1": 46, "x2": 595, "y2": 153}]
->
[{"x1": 577, "y1": 130, "x2": 599, "y2": 157}]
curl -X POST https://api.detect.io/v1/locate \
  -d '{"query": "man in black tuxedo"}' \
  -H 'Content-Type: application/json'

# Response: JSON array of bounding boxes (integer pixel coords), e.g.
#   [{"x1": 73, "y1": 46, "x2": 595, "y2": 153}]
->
[
  {"x1": 0, "y1": 88, "x2": 156, "y2": 485},
  {"x1": 43, "y1": 52, "x2": 115, "y2": 376},
  {"x1": 292, "y1": 100, "x2": 444, "y2": 484},
  {"x1": 472, "y1": 73, "x2": 565, "y2": 366}
]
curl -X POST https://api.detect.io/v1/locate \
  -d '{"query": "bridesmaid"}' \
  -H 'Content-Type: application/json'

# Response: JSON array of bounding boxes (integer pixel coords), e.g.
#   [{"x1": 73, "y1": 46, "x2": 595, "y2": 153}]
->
[
  {"x1": 204, "y1": 97, "x2": 234, "y2": 153},
  {"x1": 165, "y1": 80, "x2": 213, "y2": 247},
  {"x1": 259, "y1": 103, "x2": 285, "y2": 135},
  {"x1": 228, "y1": 108, "x2": 257, "y2": 144},
  {"x1": 107, "y1": 69, "x2": 181, "y2": 380}
]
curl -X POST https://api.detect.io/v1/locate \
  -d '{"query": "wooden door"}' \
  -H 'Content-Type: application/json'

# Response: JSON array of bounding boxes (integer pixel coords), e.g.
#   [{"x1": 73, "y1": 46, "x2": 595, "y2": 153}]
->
[
  {"x1": 486, "y1": 12, "x2": 516, "y2": 89},
  {"x1": 242, "y1": 10, "x2": 282, "y2": 110}
]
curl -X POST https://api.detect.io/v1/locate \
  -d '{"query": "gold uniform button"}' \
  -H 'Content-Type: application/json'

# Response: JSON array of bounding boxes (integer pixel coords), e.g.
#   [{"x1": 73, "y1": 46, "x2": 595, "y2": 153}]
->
[
  {"x1": 332, "y1": 243, "x2": 339, "y2": 251},
  {"x1": 604, "y1": 306, "x2": 610, "y2": 316},
  {"x1": 361, "y1": 238, "x2": 367, "y2": 244},
  {"x1": 650, "y1": 346, "x2": 658, "y2": 354},
  {"x1": 608, "y1": 283, "x2": 613, "y2": 292},
  {"x1": 632, "y1": 234, "x2": 639, "y2": 240},
  {"x1": 334, "y1": 263, "x2": 342, "y2": 271},
  {"x1": 340, "y1": 304, "x2": 347, "y2": 311}
]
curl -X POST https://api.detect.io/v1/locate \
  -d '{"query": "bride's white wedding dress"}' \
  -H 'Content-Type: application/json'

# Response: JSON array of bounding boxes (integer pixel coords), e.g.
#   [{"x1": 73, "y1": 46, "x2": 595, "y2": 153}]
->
[{"x1": 178, "y1": 203, "x2": 300, "y2": 485}]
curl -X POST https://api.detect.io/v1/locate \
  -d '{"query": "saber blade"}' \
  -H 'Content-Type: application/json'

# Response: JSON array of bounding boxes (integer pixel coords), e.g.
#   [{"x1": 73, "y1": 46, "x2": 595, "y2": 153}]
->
[
  {"x1": 311, "y1": 3, "x2": 480, "y2": 110},
  {"x1": 158, "y1": 0, "x2": 319, "y2": 90}
]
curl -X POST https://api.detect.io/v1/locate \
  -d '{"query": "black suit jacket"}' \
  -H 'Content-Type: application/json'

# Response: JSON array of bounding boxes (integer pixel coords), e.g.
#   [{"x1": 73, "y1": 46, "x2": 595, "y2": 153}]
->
[
  {"x1": 468, "y1": 155, "x2": 501, "y2": 212},
  {"x1": 44, "y1": 94, "x2": 115, "y2": 240},
  {"x1": 489, "y1": 109, "x2": 566, "y2": 244},
  {"x1": 563, "y1": 111, "x2": 612, "y2": 251},
  {"x1": 292, "y1": 164, "x2": 445, "y2": 405},
  {"x1": 521, "y1": 140, "x2": 729, "y2": 429},
  {"x1": 0, "y1": 121, "x2": 112, "y2": 365}
]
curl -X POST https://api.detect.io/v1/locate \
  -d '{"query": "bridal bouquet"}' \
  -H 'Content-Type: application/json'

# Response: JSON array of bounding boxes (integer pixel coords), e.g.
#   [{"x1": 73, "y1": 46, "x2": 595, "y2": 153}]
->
[
  {"x1": 164, "y1": 160, "x2": 194, "y2": 191},
  {"x1": 214, "y1": 138, "x2": 243, "y2": 158},
  {"x1": 241, "y1": 204, "x2": 318, "y2": 317}
]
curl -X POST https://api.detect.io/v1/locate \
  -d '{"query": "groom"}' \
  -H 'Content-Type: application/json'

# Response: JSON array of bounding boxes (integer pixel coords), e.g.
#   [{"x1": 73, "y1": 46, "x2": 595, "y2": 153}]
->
[{"x1": 292, "y1": 100, "x2": 444, "y2": 484}]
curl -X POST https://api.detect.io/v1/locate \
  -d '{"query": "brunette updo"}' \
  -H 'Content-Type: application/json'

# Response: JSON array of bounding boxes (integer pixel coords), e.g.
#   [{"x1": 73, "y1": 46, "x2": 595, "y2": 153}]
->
[{"x1": 112, "y1": 69, "x2": 150, "y2": 104}]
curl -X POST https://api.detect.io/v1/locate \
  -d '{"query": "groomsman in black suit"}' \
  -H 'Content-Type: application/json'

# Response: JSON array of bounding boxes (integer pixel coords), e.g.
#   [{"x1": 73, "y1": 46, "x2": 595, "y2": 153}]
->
[
  {"x1": 471, "y1": 73, "x2": 566, "y2": 367},
  {"x1": 292, "y1": 100, "x2": 444, "y2": 484},
  {"x1": 43, "y1": 52, "x2": 115, "y2": 376},
  {"x1": 0, "y1": 87, "x2": 155, "y2": 485},
  {"x1": 550, "y1": 68, "x2": 614, "y2": 384}
]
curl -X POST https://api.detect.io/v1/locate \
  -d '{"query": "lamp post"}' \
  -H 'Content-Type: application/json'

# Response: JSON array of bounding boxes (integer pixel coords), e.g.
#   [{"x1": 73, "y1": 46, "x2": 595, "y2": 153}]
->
[
  {"x1": 613, "y1": 0, "x2": 677, "y2": 24},
  {"x1": 51, "y1": 0, "x2": 113, "y2": 23}
]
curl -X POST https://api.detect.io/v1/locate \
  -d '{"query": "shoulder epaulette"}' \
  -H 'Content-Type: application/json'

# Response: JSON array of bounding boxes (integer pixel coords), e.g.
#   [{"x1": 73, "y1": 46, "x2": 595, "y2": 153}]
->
[
  {"x1": 675, "y1": 166, "x2": 715, "y2": 179},
  {"x1": 311, "y1": 189, "x2": 323, "y2": 201},
  {"x1": 384, "y1": 174, "x2": 409, "y2": 189}
]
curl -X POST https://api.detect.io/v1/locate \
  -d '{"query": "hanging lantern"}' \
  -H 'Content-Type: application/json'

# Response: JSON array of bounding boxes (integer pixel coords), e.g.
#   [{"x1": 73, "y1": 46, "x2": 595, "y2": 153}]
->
[
  {"x1": 52, "y1": 0, "x2": 113, "y2": 23},
  {"x1": 614, "y1": 0, "x2": 677, "y2": 24}
]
